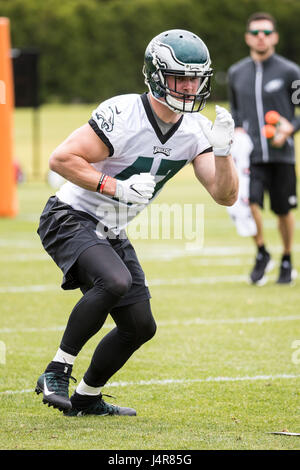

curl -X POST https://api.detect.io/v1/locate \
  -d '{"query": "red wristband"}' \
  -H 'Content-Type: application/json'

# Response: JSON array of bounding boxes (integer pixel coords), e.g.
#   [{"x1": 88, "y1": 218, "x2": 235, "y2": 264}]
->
[{"x1": 100, "y1": 175, "x2": 109, "y2": 193}]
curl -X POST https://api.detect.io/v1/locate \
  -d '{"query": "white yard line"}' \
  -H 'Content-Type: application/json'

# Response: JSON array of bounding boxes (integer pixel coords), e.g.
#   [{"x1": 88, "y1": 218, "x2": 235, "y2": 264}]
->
[
  {"x1": 2, "y1": 242, "x2": 300, "y2": 258},
  {"x1": 0, "y1": 240, "x2": 40, "y2": 248},
  {"x1": 0, "y1": 253, "x2": 49, "y2": 262},
  {"x1": 1, "y1": 314, "x2": 299, "y2": 334},
  {"x1": 0, "y1": 284, "x2": 59, "y2": 293},
  {"x1": 149, "y1": 275, "x2": 251, "y2": 285},
  {"x1": 0, "y1": 273, "x2": 277, "y2": 293},
  {"x1": 1, "y1": 373, "x2": 300, "y2": 396},
  {"x1": 137, "y1": 244, "x2": 300, "y2": 260},
  {"x1": 0, "y1": 253, "x2": 255, "y2": 265},
  {"x1": 105, "y1": 373, "x2": 300, "y2": 388},
  {"x1": 156, "y1": 315, "x2": 300, "y2": 326}
]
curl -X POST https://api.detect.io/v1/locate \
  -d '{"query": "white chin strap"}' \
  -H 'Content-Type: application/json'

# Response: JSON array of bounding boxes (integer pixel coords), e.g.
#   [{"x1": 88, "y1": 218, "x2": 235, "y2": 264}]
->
[
  {"x1": 151, "y1": 93, "x2": 192, "y2": 114},
  {"x1": 163, "y1": 75, "x2": 209, "y2": 113},
  {"x1": 166, "y1": 94, "x2": 194, "y2": 113}
]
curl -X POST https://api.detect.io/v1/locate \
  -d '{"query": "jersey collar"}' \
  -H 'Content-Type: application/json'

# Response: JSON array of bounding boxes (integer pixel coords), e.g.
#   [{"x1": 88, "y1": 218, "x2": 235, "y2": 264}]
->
[{"x1": 140, "y1": 93, "x2": 183, "y2": 144}]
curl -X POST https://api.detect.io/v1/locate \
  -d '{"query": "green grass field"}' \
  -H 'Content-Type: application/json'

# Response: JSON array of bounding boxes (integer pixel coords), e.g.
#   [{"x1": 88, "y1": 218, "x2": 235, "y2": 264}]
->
[{"x1": 0, "y1": 104, "x2": 300, "y2": 451}]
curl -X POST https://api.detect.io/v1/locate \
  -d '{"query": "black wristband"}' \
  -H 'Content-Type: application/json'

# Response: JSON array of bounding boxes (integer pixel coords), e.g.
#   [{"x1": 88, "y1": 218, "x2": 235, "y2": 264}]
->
[{"x1": 96, "y1": 174, "x2": 106, "y2": 193}]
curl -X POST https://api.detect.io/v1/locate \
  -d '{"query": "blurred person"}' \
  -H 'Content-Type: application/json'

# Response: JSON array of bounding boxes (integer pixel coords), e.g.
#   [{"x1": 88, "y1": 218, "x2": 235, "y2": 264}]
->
[
  {"x1": 228, "y1": 12, "x2": 300, "y2": 285},
  {"x1": 35, "y1": 29, "x2": 238, "y2": 417}
]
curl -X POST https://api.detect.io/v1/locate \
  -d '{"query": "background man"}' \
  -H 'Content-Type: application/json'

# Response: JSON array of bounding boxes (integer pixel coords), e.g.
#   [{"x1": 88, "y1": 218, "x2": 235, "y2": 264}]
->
[{"x1": 228, "y1": 12, "x2": 300, "y2": 285}]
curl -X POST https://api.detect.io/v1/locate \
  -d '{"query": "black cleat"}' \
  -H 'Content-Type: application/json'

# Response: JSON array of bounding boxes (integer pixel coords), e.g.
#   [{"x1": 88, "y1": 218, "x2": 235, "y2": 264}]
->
[
  {"x1": 276, "y1": 259, "x2": 297, "y2": 285},
  {"x1": 250, "y1": 251, "x2": 274, "y2": 285},
  {"x1": 64, "y1": 392, "x2": 137, "y2": 417},
  {"x1": 35, "y1": 362, "x2": 76, "y2": 411}
]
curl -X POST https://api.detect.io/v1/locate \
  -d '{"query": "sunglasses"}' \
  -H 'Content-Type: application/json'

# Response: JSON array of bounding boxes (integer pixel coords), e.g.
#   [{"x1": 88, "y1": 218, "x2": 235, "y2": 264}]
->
[{"x1": 248, "y1": 29, "x2": 274, "y2": 36}]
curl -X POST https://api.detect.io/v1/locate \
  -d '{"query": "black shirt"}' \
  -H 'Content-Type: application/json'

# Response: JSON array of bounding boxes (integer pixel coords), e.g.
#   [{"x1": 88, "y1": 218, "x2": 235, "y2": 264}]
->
[{"x1": 228, "y1": 53, "x2": 300, "y2": 164}]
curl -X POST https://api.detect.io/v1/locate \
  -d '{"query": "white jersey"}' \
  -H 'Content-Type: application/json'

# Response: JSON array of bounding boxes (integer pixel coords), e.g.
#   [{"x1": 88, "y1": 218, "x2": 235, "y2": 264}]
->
[{"x1": 56, "y1": 93, "x2": 211, "y2": 237}]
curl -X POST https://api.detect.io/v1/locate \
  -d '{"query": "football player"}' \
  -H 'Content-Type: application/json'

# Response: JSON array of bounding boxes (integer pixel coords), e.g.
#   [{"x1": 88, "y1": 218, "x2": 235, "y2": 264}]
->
[{"x1": 35, "y1": 29, "x2": 238, "y2": 416}]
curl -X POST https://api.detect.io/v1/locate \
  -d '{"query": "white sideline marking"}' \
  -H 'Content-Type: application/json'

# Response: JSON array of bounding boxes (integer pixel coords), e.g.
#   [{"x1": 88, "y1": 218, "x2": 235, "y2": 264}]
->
[
  {"x1": 150, "y1": 275, "x2": 250, "y2": 285},
  {"x1": 0, "y1": 253, "x2": 49, "y2": 262},
  {"x1": 1, "y1": 373, "x2": 300, "y2": 396},
  {"x1": 0, "y1": 239, "x2": 39, "y2": 248},
  {"x1": 1, "y1": 242, "x2": 300, "y2": 259},
  {"x1": 105, "y1": 373, "x2": 300, "y2": 388},
  {"x1": 1, "y1": 314, "x2": 299, "y2": 334},
  {"x1": 4, "y1": 273, "x2": 282, "y2": 293},
  {"x1": 0, "y1": 284, "x2": 59, "y2": 293},
  {"x1": 0, "y1": 253, "x2": 254, "y2": 266},
  {"x1": 190, "y1": 258, "x2": 253, "y2": 266},
  {"x1": 138, "y1": 244, "x2": 300, "y2": 260},
  {"x1": 0, "y1": 275, "x2": 256, "y2": 294},
  {"x1": 157, "y1": 314, "x2": 300, "y2": 327}
]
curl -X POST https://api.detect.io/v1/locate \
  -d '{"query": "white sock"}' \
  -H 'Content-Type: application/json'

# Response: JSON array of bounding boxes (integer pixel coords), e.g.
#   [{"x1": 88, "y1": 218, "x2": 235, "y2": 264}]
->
[
  {"x1": 52, "y1": 348, "x2": 76, "y2": 365},
  {"x1": 76, "y1": 379, "x2": 102, "y2": 396}
]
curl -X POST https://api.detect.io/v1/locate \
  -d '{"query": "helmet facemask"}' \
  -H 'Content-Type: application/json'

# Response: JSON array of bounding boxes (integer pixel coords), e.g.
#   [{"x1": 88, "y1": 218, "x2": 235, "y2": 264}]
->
[{"x1": 154, "y1": 68, "x2": 212, "y2": 113}]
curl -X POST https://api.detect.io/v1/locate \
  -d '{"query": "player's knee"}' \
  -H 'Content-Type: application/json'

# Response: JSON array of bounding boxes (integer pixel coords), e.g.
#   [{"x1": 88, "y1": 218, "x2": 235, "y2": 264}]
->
[
  {"x1": 103, "y1": 270, "x2": 132, "y2": 298},
  {"x1": 118, "y1": 316, "x2": 156, "y2": 348},
  {"x1": 137, "y1": 316, "x2": 157, "y2": 345}
]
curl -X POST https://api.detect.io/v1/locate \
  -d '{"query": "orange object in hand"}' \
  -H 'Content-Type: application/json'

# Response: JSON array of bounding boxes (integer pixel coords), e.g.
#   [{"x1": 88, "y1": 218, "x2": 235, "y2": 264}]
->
[
  {"x1": 265, "y1": 110, "x2": 280, "y2": 125},
  {"x1": 262, "y1": 124, "x2": 276, "y2": 139}
]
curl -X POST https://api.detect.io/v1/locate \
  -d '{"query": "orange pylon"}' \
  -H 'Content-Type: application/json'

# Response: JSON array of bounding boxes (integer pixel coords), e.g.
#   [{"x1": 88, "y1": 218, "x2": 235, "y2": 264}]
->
[{"x1": 0, "y1": 17, "x2": 18, "y2": 217}]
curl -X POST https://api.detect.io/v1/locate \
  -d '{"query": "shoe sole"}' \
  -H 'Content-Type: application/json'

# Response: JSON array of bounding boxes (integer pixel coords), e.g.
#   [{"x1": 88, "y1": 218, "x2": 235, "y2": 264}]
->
[
  {"x1": 64, "y1": 410, "x2": 136, "y2": 417},
  {"x1": 64, "y1": 410, "x2": 110, "y2": 417},
  {"x1": 35, "y1": 384, "x2": 72, "y2": 411},
  {"x1": 249, "y1": 259, "x2": 275, "y2": 286}
]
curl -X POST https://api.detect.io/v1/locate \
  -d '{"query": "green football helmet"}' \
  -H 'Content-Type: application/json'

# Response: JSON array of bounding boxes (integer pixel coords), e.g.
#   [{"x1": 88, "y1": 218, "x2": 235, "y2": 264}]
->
[{"x1": 143, "y1": 29, "x2": 213, "y2": 113}]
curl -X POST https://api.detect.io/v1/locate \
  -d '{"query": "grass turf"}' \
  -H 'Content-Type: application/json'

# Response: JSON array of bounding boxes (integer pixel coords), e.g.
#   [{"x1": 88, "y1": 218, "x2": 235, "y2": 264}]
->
[{"x1": 0, "y1": 104, "x2": 299, "y2": 450}]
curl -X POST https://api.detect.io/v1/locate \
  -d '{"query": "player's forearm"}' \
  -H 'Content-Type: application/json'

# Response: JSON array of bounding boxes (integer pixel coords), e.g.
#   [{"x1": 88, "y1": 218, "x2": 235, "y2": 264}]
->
[
  {"x1": 211, "y1": 154, "x2": 239, "y2": 206},
  {"x1": 49, "y1": 151, "x2": 155, "y2": 204},
  {"x1": 49, "y1": 152, "x2": 116, "y2": 195},
  {"x1": 198, "y1": 106, "x2": 238, "y2": 206}
]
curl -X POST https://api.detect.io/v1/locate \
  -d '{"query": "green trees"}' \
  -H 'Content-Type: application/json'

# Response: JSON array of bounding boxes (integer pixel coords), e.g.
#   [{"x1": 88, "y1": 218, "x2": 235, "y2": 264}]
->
[{"x1": 1, "y1": 0, "x2": 299, "y2": 103}]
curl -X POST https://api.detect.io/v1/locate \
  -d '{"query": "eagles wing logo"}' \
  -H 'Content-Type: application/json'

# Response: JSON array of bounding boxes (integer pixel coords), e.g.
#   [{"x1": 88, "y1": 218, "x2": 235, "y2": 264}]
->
[
  {"x1": 95, "y1": 106, "x2": 115, "y2": 132},
  {"x1": 264, "y1": 78, "x2": 284, "y2": 93}
]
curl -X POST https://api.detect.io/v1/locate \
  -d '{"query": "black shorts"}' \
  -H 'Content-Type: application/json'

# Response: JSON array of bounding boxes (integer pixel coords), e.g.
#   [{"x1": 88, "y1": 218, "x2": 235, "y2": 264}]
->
[
  {"x1": 37, "y1": 196, "x2": 151, "y2": 307},
  {"x1": 249, "y1": 163, "x2": 297, "y2": 215}
]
